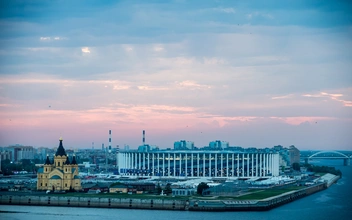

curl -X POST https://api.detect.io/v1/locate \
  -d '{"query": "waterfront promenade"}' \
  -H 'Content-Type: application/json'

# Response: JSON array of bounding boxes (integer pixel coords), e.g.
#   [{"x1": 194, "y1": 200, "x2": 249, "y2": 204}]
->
[{"x1": 0, "y1": 179, "x2": 334, "y2": 211}]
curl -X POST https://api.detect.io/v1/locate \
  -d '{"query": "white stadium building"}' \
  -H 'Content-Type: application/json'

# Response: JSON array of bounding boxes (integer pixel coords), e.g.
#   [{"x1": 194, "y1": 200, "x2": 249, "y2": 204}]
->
[{"x1": 117, "y1": 150, "x2": 280, "y2": 178}]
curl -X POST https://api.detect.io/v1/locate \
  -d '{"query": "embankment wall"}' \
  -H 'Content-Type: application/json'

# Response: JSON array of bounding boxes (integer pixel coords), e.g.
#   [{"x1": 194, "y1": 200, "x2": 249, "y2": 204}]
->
[{"x1": 0, "y1": 178, "x2": 339, "y2": 212}]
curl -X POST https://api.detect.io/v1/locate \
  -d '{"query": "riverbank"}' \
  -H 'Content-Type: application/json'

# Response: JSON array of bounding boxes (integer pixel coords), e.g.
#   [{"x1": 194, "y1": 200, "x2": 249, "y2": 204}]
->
[{"x1": 0, "y1": 176, "x2": 339, "y2": 212}]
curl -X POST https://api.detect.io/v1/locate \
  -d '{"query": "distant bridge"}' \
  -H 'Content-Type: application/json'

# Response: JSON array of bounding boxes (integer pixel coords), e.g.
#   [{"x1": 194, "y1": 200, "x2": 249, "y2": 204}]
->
[{"x1": 302, "y1": 151, "x2": 351, "y2": 166}]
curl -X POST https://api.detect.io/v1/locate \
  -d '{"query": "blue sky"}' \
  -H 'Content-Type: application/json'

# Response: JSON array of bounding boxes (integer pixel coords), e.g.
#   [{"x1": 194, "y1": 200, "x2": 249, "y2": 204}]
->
[{"x1": 0, "y1": 0, "x2": 351, "y2": 150}]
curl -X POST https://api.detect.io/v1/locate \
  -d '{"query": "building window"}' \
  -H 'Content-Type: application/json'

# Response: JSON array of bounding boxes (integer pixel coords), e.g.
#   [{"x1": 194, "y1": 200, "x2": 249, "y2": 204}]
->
[
  {"x1": 45, "y1": 183, "x2": 47, "y2": 186},
  {"x1": 65, "y1": 184, "x2": 67, "y2": 187},
  {"x1": 58, "y1": 162, "x2": 60, "y2": 166},
  {"x1": 41, "y1": 183, "x2": 42, "y2": 186}
]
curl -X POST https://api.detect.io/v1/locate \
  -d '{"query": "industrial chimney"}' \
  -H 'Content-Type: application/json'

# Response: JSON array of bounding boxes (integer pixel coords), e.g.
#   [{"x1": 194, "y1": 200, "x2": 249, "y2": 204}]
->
[
  {"x1": 142, "y1": 130, "x2": 145, "y2": 145},
  {"x1": 108, "y1": 130, "x2": 112, "y2": 153}
]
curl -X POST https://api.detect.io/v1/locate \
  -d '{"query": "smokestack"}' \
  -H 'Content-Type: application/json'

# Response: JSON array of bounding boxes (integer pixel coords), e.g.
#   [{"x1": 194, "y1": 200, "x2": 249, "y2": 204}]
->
[
  {"x1": 143, "y1": 130, "x2": 145, "y2": 145},
  {"x1": 108, "y1": 130, "x2": 112, "y2": 153}
]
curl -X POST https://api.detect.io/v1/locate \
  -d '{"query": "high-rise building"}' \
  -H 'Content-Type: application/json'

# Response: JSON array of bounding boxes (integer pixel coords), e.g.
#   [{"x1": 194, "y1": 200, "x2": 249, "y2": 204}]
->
[
  {"x1": 209, "y1": 140, "x2": 229, "y2": 150},
  {"x1": 289, "y1": 145, "x2": 300, "y2": 165},
  {"x1": 174, "y1": 140, "x2": 194, "y2": 150}
]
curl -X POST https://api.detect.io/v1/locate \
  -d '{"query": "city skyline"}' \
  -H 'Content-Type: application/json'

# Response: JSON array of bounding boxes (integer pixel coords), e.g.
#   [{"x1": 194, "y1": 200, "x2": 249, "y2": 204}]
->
[{"x1": 0, "y1": 1, "x2": 351, "y2": 150}]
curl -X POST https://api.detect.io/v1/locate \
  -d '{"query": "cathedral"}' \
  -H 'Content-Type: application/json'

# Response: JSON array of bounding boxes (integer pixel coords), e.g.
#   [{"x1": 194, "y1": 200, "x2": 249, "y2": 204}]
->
[{"x1": 37, "y1": 138, "x2": 82, "y2": 191}]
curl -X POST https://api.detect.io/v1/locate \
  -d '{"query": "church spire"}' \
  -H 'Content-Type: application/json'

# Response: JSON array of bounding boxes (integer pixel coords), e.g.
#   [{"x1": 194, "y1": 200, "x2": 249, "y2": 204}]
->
[
  {"x1": 71, "y1": 155, "x2": 77, "y2": 165},
  {"x1": 65, "y1": 156, "x2": 71, "y2": 165},
  {"x1": 44, "y1": 155, "x2": 51, "y2": 165},
  {"x1": 55, "y1": 137, "x2": 67, "y2": 156}
]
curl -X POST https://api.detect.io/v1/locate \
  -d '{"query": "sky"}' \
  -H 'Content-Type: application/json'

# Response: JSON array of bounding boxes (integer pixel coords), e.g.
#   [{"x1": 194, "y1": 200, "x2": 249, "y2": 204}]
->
[{"x1": 0, "y1": 0, "x2": 351, "y2": 151}]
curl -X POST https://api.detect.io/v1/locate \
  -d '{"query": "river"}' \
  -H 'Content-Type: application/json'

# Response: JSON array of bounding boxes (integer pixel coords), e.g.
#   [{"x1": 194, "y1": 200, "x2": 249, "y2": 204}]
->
[{"x1": 1, "y1": 159, "x2": 351, "y2": 220}]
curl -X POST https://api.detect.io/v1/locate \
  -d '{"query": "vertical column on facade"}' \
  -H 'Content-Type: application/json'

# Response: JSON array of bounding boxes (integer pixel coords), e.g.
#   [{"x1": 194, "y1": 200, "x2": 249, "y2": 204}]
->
[
  {"x1": 255, "y1": 153, "x2": 258, "y2": 177},
  {"x1": 123, "y1": 153, "x2": 126, "y2": 175},
  {"x1": 226, "y1": 154, "x2": 229, "y2": 177},
  {"x1": 220, "y1": 153, "x2": 223, "y2": 177},
  {"x1": 130, "y1": 153, "x2": 132, "y2": 174},
  {"x1": 191, "y1": 153, "x2": 194, "y2": 177},
  {"x1": 257, "y1": 154, "x2": 260, "y2": 177},
  {"x1": 203, "y1": 153, "x2": 206, "y2": 177},
  {"x1": 130, "y1": 153, "x2": 133, "y2": 173},
  {"x1": 258, "y1": 154, "x2": 261, "y2": 177},
  {"x1": 197, "y1": 153, "x2": 200, "y2": 177},
  {"x1": 121, "y1": 153, "x2": 123, "y2": 175},
  {"x1": 151, "y1": 153, "x2": 154, "y2": 176},
  {"x1": 247, "y1": 153, "x2": 249, "y2": 177},
  {"x1": 122, "y1": 153, "x2": 124, "y2": 175},
  {"x1": 142, "y1": 153, "x2": 145, "y2": 171},
  {"x1": 264, "y1": 154, "x2": 268, "y2": 176},
  {"x1": 241, "y1": 153, "x2": 244, "y2": 177},
  {"x1": 215, "y1": 153, "x2": 218, "y2": 177},
  {"x1": 268, "y1": 154, "x2": 271, "y2": 175},
  {"x1": 191, "y1": 152, "x2": 193, "y2": 177},
  {"x1": 276, "y1": 154, "x2": 279, "y2": 176},
  {"x1": 207, "y1": 153, "x2": 210, "y2": 177},
  {"x1": 162, "y1": 153, "x2": 165, "y2": 176},
  {"x1": 146, "y1": 153, "x2": 148, "y2": 174},
  {"x1": 168, "y1": 153, "x2": 170, "y2": 177},
  {"x1": 272, "y1": 154, "x2": 276, "y2": 176},
  {"x1": 138, "y1": 153, "x2": 142, "y2": 170},
  {"x1": 261, "y1": 154, "x2": 264, "y2": 177},
  {"x1": 178, "y1": 153, "x2": 182, "y2": 176},
  {"x1": 209, "y1": 153, "x2": 211, "y2": 177},
  {"x1": 119, "y1": 153, "x2": 123, "y2": 174},
  {"x1": 131, "y1": 153, "x2": 133, "y2": 173},
  {"x1": 134, "y1": 153, "x2": 137, "y2": 174},
  {"x1": 273, "y1": 154, "x2": 276, "y2": 176},
  {"x1": 134, "y1": 152, "x2": 137, "y2": 175},
  {"x1": 131, "y1": 153, "x2": 133, "y2": 171},
  {"x1": 142, "y1": 153, "x2": 145, "y2": 172},
  {"x1": 125, "y1": 153, "x2": 128, "y2": 175},
  {"x1": 263, "y1": 154, "x2": 266, "y2": 176},
  {"x1": 157, "y1": 153, "x2": 159, "y2": 176},
  {"x1": 134, "y1": 152, "x2": 137, "y2": 170},
  {"x1": 272, "y1": 154, "x2": 275, "y2": 176},
  {"x1": 130, "y1": 153, "x2": 133, "y2": 175},
  {"x1": 271, "y1": 154, "x2": 274, "y2": 175},
  {"x1": 127, "y1": 153, "x2": 129, "y2": 175},
  {"x1": 232, "y1": 153, "x2": 234, "y2": 177},
  {"x1": 173, "y1": 153, "x2": 176, "y2": 177},
  {"x1": 236, "y1": 154, "x2": 238, "y2": 177},
  {"x1": 128, "y1": 153, "x2": 131, "y2": 175},
  {"x1": 185, "y1": 153, "x2": 187, "y2": 177},
  {"x1": 251, "y1": 154, "x2": 254, "y2": 177},
  {"x1": 266, "y1": 154, "x2": 269, "y2": 176},
  {"x1": 267, "y1": 154, "x2": 269, "y2": 175},
  {"x1": 265, "y1": 154, "x2": 268, "y2": 176}
]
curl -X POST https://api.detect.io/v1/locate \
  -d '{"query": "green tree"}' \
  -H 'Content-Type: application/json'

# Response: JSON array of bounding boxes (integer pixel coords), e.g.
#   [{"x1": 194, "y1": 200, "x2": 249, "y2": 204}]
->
[
  {"x1": 164, "y1": 183, "x2": 172, "y2": 195},
  {"x1": 281, "y1": 166, "x2": 285, "y2": 172},
  {"x1": 292, "y1": 162, "x2": 300, "y2": 171},
  {"x1": 197, "y1": 182, "x2": 209, "y2": 195},
  {"x1": 156, "y1": 183, "x2": 162, "y2": 195}
]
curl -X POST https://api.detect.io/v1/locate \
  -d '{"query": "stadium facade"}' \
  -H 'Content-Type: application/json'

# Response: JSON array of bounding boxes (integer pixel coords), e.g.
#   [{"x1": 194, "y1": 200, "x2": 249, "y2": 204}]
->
[{"x1": 118, "y1": 150, "x2": 280, "y2": 178}]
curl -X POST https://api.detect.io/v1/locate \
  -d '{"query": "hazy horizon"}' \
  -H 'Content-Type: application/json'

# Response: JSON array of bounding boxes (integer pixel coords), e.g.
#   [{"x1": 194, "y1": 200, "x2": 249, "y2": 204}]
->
[{"x1": 0, "y1": 1, "x2": 351, "y2": 150}]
